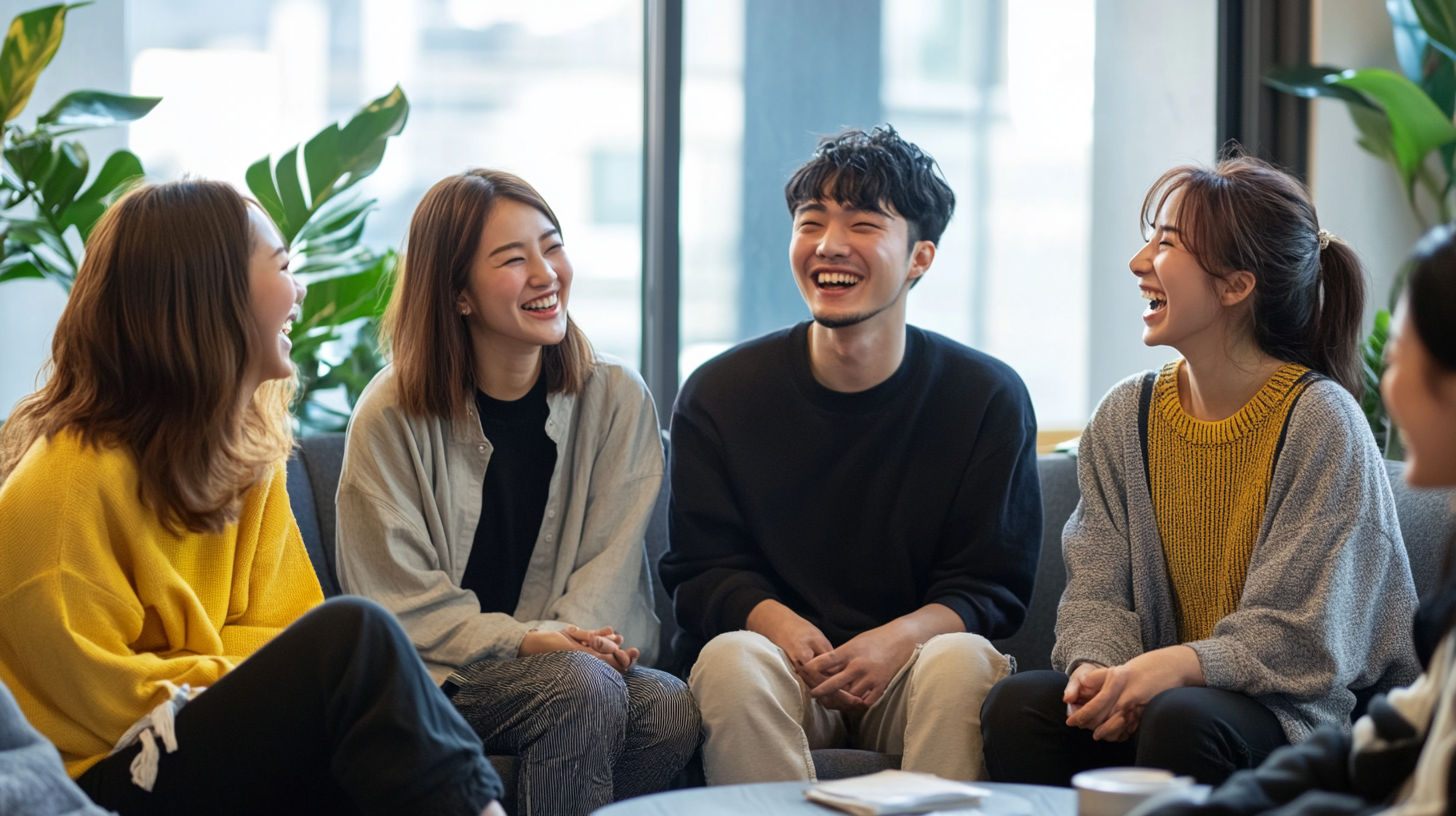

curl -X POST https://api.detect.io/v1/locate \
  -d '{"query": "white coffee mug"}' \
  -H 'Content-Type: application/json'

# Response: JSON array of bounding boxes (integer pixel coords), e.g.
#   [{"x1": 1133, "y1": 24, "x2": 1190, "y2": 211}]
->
[{"x1": 1072, "y1": 768, "x2": 1195, "y2": 816}]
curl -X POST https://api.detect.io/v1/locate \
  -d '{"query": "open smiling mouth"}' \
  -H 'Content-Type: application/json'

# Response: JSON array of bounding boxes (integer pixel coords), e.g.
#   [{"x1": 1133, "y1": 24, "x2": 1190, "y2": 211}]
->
[
  {"x1": 1141, "y1": 289, "x2": 1166, "y2": 315},
  {"x1": 522, "y1": 293, "x2": 558, "y2": 311},
  {"x1": 815, "y1": 271, "x2": 861, "y2": 289}
]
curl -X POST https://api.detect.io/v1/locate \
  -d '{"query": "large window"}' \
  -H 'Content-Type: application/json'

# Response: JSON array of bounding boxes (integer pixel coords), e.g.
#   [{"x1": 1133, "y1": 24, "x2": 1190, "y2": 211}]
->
[
  {"x1": 127, "y1": 0, "x2": 645, "y2": 365},
  {"x1": 680, "y1": 0, "x2": 1095, "y2": 428},
  {"x1": 6, "y1": 0, "x2": 1103, "y2": 428}
]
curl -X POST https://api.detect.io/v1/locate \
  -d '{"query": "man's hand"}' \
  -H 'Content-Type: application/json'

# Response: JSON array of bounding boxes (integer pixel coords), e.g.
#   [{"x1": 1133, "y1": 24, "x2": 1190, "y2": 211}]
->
[
  {"x1": 801, "y1": 604, "x2": 964, "y2": 712},
  {"x1": 517, "y1": 626, "x2": 640, "y2": 675},
  {"x1": 1064, "y1": 645, "x2": 1205, "y2": 742},
  {"x1": 746, "y1": 599, "x2": 833, "y2": 670}
]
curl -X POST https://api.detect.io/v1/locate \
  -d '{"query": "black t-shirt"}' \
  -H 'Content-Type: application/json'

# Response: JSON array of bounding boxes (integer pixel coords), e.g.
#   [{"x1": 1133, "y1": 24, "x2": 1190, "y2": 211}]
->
[
  {"x1": 660, "y1": 321, "x2": 1042, "y2": 649},
  {"x1": 460, "y1": 373, "x2": 557, "y2": 615}
]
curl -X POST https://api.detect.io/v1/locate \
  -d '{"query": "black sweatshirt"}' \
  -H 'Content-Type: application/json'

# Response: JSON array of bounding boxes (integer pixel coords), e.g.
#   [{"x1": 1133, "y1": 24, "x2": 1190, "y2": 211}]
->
[
  {"x1": 461, "y1": 374, "x2": 557, "y2": 616},
  {"x1": 660, "y1": 321, "x2": 1042, "y2": 651}
]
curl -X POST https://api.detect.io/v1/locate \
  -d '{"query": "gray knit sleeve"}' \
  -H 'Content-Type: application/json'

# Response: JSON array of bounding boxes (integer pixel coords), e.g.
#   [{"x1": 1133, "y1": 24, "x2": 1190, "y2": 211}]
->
[
  {"x1": 0, "y1": 681, "x2": 114, "y2": 816},
  {"x1": 1186, "y1": 380, "x2": 1421, "y2": 741},
  {"x1": 1052, "y1": 375, "x2": 1148, "y2": 673}
]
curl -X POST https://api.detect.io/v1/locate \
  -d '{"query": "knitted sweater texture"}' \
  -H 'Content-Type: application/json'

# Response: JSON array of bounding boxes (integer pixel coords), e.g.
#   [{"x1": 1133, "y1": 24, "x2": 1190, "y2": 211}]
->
[
  {"x1": 1053, "y1": 370, "x2": 1420, "y2": 742},
  {"x1": 1148, "y1": 361, "x2": 1313, "y2": 642},
  {"x1": 0, "y1": 431, "x2": 323, "y2": 778}
]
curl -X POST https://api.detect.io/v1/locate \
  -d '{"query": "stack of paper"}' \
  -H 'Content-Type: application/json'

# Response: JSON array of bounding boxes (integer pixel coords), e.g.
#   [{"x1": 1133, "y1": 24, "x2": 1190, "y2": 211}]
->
[{"x1": 805, "y1": 770, "x2": 990, "y2": 816}]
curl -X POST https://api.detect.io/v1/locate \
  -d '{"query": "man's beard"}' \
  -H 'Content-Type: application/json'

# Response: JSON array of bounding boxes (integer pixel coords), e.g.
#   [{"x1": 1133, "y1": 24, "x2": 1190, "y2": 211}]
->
[{"x1": 813, "y1": 301, "x2": 890, "y2": 329}]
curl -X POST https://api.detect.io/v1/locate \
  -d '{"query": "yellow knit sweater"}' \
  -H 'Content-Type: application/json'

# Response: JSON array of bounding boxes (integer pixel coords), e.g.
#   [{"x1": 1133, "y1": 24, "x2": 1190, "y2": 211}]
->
[
  {"x1": 0, "y1": 430, "x2": 323, "y2": 779},
  {"x1": 1148, "y1": 360, "x2": 1312, "y2": 644}
]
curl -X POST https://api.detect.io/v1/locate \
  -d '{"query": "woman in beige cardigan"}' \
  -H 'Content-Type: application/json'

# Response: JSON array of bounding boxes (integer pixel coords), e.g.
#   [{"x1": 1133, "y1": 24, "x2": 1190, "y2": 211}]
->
[{"x1": 336, "y1": 170, "x2": 698, "y2": 816}]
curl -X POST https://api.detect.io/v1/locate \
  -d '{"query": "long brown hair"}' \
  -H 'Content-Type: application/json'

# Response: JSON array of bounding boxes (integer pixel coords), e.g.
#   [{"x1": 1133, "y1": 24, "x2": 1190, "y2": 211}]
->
[
  {"x1": 383, "y1": 169, "x2": 595, "y2": 419},
  {"x1": 1142, "y1": 156, "x2": 1366, "y2": 397},
  {"x1": 0, "y1": 181, "x2": 295, "y2": 533}
]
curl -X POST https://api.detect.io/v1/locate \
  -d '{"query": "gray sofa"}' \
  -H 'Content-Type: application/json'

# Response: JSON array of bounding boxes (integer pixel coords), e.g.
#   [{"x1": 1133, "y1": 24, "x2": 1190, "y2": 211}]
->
[{"x1": 285, "y1": 433, "x2": 1456, "y2": 796}]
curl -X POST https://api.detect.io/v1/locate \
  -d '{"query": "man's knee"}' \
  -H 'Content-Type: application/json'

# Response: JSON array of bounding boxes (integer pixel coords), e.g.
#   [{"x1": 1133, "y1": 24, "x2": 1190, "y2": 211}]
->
[
  {"x1": 912, "y1": 633, "x2": 1013, "y2": 696},
  {"x1": 690, "y1": 631, "x2": 788, "y2": 689}
]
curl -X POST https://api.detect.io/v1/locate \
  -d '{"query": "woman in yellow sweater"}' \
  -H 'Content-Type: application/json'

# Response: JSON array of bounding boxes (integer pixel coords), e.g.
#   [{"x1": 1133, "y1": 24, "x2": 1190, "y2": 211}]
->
[
  {"x1": 981, "y1": 156, "x2": 1419, "y2": 785},
  {"x1": 0, "y1": 181, "x2": 503, "y2": 816}
]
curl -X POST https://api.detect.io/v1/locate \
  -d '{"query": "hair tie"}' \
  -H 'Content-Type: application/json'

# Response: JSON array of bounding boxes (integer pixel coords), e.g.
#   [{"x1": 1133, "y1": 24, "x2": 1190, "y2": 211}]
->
[{"x1": 1317, "y1": 229, "x2": 1335, "y2": 250}]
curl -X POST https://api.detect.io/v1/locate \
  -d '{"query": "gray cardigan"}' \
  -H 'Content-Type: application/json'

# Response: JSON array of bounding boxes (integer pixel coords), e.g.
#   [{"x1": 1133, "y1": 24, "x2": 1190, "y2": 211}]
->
[
  {"x1": 1053, "y1": 371, "x2": 1420, "y2": 742},
  {"x1": 336, "y1": 357, "x2": 664, "y2": 683}
]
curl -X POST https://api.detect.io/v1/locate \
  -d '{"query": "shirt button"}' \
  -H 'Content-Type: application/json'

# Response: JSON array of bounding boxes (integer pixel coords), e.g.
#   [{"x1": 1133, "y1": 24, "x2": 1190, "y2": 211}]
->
[
  {"x1": 477, "y1": 445, "x2": 486, "y2": 453},
  {"x1": 547, "y1": 508, "x2": 557, "y2": 518},
  {"x1": 545, "y1": 533, "x2": 554, "y2": 542}
]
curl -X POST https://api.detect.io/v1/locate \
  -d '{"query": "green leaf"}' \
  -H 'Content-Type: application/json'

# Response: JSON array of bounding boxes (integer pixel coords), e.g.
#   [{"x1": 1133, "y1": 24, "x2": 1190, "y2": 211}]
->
[
  {"x1": 1265, "y1": 64, "x2": 1373, "y2": 107},
  {"x1": 4, "y1": 134, "x2": 53, "y2": 187},
  {"x1": 37, "y1": 90, "x2": 161, "y2": 134},
  {"x1": 245, "y1": 156, "x2": 286, "y2": 227},
  {"x1": 302, "y1": 123, "x2": 342, "y2": 206},
  {"x1": 74, "y1": 149, "x2": 143, "y2": 206},
  {"x1": 0, "y1": 3, "x2": 76, "y2": 124},
  {"x1": 39, "y1": 139, "x2": 86, "y2": 211},
  {"x1": 299, "y1": 261, "x2": 389, "y2": 328},
  {"x1": 61, "y1": 198, "x2": 102, "y2": 240},
  {"x1": 273, "y1": 146, "x2": 310, "y2": 243},
  {"x1": 1413, "y1": 0, "x2": 1456, "y2": 61},
  {"x1": 1332, "y1": 68, "x2": 1456, "y2": 189},
  {"x1": 335, "y1": 86, "x2": 408, "y2": 186},
  {"x1": 0, "y1": 257, "x2": 41, "y2": 282}
]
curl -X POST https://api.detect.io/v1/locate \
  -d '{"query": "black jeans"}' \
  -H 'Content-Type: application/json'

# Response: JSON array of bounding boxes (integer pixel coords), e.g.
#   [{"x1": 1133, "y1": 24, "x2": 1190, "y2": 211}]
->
[
  {"x1": 77, "y1": 597, "x2": 500, "y2": 816},
  {"x1": 981, "y1": 669, "x2": 1288, "y2": 786}
]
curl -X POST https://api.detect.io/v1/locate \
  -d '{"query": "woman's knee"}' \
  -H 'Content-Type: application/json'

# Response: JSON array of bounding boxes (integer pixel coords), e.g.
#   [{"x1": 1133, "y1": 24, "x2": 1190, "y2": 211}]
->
[
  {"x1": 1141, "y1": 687, "x2": 1221, "y2": 733},
  {"x1": 534, "y1": 650, "x2": 630, "y2": 712},
  {"x1": 981, "y1": 670, "x2": 1070, "y2": 727},
  {"x1": 628, "y1": 669, "x2": 701, "y2": 755}
]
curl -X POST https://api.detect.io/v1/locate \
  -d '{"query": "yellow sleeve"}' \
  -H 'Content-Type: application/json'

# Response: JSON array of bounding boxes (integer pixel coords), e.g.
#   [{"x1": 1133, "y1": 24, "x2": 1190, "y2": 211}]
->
[
  {"x1": 219, "y1": 460, "x2": 324, "y2": 657},
  {"x1": 0, "y1": 437, "x2": 236, "y2": 777}
]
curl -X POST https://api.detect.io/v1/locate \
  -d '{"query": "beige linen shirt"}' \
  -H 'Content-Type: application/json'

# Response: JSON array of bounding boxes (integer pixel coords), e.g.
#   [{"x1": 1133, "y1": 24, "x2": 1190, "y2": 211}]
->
[{"x1": 336, "y1": 356, "x2": 664, "y2": 683}]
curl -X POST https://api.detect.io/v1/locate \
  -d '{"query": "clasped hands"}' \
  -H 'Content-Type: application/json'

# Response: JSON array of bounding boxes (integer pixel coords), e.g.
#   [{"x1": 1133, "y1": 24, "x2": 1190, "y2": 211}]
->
[
  {"x1": 517, "y1": 625, "x2": 639, "y2": 674},
  {"x1": 747, "y1": 600, "x2": 919, "y2": 712},
  {"x1": 1063, "y1": 645, "x2": 1204, "y2": 742}
]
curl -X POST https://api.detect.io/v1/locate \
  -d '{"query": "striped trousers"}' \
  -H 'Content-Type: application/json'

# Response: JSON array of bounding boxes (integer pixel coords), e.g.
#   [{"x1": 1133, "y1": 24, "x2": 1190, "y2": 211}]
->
[{"x1": 446, "y1": 650, "x2": 700, "y2": 816}]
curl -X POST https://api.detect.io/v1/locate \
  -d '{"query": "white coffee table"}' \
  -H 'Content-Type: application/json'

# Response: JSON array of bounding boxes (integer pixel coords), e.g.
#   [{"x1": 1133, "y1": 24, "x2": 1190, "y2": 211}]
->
[{"x1": 593, "y1": 780, "x2": 1076, "y2": 816}]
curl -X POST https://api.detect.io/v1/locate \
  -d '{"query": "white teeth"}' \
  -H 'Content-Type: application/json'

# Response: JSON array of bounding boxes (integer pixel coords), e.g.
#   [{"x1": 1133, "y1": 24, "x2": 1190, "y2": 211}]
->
[
  {"x1": 1140, "y1": 289, "x2": 1161, "y2": 301},
  {"x1": 816, "y1": 272, "x2": 860, "y2": 286},
  {"x1": 281, "y1": 321, "x2": 293, "y2": 336},
  {"x1": 522, "y1": 293, "x2": 558, "y2": 311}
]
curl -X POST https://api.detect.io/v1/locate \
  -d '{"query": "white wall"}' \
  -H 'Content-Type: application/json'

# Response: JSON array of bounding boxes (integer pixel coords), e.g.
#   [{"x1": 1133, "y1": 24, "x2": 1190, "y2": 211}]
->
[
  {"x1": 0, "y1": 0, "x2": 127, "y2": 417},
  {"x1": 1310, "y1": 0, "x2": 1422, "y2": 318},
  {"x1": 1086, "y1": 0, "x2": 1219, "y2": 411}
]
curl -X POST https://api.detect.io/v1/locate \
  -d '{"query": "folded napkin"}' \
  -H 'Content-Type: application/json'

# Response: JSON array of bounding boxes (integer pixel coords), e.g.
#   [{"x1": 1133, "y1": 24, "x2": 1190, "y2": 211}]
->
[{"x1": 805, "y1": 770, "x2": 990, "y2": 816}]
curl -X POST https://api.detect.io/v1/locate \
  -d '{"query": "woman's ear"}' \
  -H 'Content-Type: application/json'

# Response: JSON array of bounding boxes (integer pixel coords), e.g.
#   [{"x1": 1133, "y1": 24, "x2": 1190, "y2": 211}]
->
[
  {"x1": 456, "y1": 294, "x2": 471, "y2": 316},
  {"x1": 1219, "y1": 270, "x2": 1257, "y2": 307}
]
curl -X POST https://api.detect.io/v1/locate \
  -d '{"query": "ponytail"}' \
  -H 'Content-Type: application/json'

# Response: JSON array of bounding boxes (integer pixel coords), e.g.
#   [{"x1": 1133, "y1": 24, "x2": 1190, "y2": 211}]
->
[
  {"x1": 1142, "y1": 155, "x2": 1366, "y2": 398},
  {"x1": 1306, "y1": 237, "x2": 1366, "y2": 398}
]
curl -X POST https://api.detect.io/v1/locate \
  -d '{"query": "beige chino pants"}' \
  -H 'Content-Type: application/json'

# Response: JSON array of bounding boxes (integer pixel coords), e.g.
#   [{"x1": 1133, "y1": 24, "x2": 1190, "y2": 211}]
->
[{"x1": 688, "y1": 630, "x2": 1012, "y2": 785}]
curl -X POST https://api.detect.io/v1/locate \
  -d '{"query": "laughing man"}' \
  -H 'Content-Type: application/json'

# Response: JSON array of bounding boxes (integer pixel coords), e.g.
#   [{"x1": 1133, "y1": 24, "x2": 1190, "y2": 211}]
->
[{"x1": 660, "y1": 126, "x2": 1042, "y2": 783}]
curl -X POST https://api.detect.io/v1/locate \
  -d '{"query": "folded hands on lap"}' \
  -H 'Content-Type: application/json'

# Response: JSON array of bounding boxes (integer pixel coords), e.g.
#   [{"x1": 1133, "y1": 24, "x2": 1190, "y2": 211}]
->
[
  {"x1": 517, "y1": 626, "x2": 639, "y2": 674},
  {"x1": 1063, "y1": 645, "x2": 1205, "y2": 742}
]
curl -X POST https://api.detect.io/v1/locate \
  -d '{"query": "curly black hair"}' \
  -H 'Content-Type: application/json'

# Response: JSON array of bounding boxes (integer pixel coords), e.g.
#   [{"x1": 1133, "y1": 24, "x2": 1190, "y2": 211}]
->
[{"x1": 783, "y1": 125, "x2": 956, "y2": 247}]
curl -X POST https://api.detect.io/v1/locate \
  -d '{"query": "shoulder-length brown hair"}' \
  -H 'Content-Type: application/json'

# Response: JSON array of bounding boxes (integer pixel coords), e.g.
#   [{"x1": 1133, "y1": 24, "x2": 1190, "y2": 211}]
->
[
  {"x1": 383, "y1": 169, "x2": 595, "y2": 420},
  {"x1": 0, "y1": 180, "x2": 296, "y2": 533},
  {"x1": 1142, "y1": 155, "x2": 1366, "y2": 398}
]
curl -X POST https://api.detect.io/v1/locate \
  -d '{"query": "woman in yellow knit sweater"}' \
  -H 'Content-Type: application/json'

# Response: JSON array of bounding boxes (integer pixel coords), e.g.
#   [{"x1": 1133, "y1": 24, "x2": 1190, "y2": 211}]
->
[
  {"x1": 0, "y1": 181, "x2": 504, "y2": 816},
  {"x1": 981, "y1": 156, "x2": 1420, "y2": 786}
]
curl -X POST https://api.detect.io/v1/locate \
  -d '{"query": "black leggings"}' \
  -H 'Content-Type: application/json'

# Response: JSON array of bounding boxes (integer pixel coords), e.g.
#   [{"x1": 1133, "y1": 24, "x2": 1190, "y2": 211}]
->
[
  {"x1": 981, "y1": 670, "x2": 1288, "y2": 786},
  {"x1": 77, "y1": 597, "x2": 500, "y2": 816}
]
